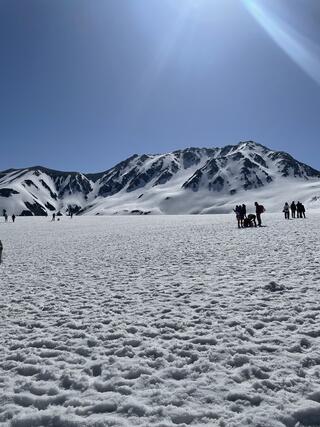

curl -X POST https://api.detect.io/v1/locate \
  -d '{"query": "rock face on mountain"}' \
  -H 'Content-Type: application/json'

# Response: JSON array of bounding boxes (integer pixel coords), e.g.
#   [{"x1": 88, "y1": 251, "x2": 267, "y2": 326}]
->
[{"x1": 1, "y1": 141, "x2": 320, "y2": 216}]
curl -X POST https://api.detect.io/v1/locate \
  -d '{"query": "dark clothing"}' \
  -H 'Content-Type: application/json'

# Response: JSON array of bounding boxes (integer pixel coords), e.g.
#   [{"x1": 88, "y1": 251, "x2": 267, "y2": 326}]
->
[
  {"x1": 255, "y1": 204, "x2": 264, "y2": 214},
  {"x1": 296, "y1": 202, "x2": 305, "y2": 218},
  {"x1": 290, "y1": 202, "x2": 296, "y2": 218},
  {"x1": 256, "y1": 213, "x2": 262, "y2": 227},
  {"x1": 255, "y1": 204, "x2": 264, "y2": 226},
  {"x1": 234, "y1": 206, "x2": 242, "y2": 228},
  {"x1": 247, "y1": 214, "x2": 257, "y2": 227}
]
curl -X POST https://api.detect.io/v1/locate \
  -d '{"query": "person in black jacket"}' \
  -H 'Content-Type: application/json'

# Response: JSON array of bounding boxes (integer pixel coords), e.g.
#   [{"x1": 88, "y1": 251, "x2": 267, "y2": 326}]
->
[
  {"x1": 255, "y1": 202, "x2": 265, "y2": 227},
  {"x1": 246, "y1": 214, "x2": 257, "y2": 227},
  {"x1": 290, "y1": 201, "x2": 296, "y2": 218},
  {"x1": 234, "y1": 205, "x2": 242, "y2": 228},
  {"x1": 0, "y1": 240, "x2": 3, "y2": 264},
  {"x1": 296, "y1": 202, "x2": 302, "y2": 218}
]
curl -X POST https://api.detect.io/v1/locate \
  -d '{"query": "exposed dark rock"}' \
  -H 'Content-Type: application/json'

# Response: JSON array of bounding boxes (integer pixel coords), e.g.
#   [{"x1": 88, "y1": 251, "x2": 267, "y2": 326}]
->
[
  {"x1": 24, "y1": 180, "x2": 39, "y2": 189},
  {"x1": 45, "y1": 202, "x2": 56, "y2": 211},
  {"x1": 40, "y1": 179, "x2": 58, "y2": 200},
  {"x1": 0, "y1": 188, "x2": 19, "y2": 197},
  {"x1": 182, "y1": 170, "x2": 203, "y2": 191},
  {"x1": 251, "y1": 153, "x2": 267, "y2": 168},
  {"x1": 127, "y1": 160, "x2": 164, "y2": 192},
  {"x1": 229, "y1": 152, "x2": 244, "y2": 162},
  {"x1": 24, "y1": 201, "x2": 47, "y2": 216},
  {"x1": 153, "y1": 170, "x2": 173, "y2": 186},
  {"x1": 20, "y1": 210, "x2": 33, "y2": 216},
  {"x1": 219, "y1": 145, "x2": 234, "y2": 157},
  {"x1": 182, "y1": 150, "x2": 201, "y2": 169},
  {"x1": 98, "y1": 181, "x2": 124, "y2": 197}
]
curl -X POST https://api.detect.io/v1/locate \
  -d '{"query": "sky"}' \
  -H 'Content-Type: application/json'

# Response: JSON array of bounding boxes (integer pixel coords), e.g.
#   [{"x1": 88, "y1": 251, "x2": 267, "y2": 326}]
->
[{"x1": 0, "y1": 0, "x2": 320, "y2": 172}]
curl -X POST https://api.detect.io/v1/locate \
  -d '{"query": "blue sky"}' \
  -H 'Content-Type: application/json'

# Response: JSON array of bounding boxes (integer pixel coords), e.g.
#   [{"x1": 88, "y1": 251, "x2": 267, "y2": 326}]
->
[{"x1": 0, "y1": 0, "x2": 320, "y2": 172}]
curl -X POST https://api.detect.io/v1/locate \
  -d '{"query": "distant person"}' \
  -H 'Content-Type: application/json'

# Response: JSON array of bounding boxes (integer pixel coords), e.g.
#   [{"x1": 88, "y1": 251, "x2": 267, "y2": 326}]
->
[
  {"x1": 4, "y1": 214, "x2": 8, "y2": 223},
  {"x1": 296, "y1": 202, "x2": 302, "y2": 218},
  {"x1": 12, "y1": 214, "x2": 16, "y2": 223},
  {"x1": 52, "y1": 213, "x2": 56, "y2": 222},
  {"x1": 247, "y1": 214, "x2": 257, "y2": 227},
  {"x1": 283, "y1": 202, "x2": 290, "y2": 219},
  {"x1": 234, "y1": 205, "x2": 242, "y2": 228},
  {"x1": 255, "y1": 202, "x2": 265, "y2": 227},
  {"x1": 301, "y1": 203, "x2": 306, "y2": 218},
  {"x1": 240, "y1": 204, "x2": 247, "y2": 226},
  {"x1": 290, "y1": 201, "x2": 296, "y2": 219},
  {"x1": 0, "y1": 240, "x2": 2, "y2": 264},
  {"x1": 243, "y1": 214, "x2": 257, "y2": 228}
]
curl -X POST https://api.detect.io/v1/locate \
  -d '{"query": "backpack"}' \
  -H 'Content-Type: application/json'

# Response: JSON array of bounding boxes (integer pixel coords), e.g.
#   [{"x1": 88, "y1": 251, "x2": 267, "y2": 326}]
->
[{"x1": 258, "y1": 205, "x2": 265, "y2": 214}]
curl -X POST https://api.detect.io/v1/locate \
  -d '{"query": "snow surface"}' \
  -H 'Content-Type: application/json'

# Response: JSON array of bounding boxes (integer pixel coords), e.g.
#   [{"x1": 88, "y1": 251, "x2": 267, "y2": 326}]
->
[{"x1": 1, "y1": 214, "x2": 320, "y2": 426}]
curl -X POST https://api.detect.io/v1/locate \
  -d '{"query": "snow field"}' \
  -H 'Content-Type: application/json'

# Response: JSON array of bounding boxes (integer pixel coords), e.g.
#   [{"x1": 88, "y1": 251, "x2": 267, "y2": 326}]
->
[{"x1": 1, "y1": 214, "x2": 320, "y2": 426}]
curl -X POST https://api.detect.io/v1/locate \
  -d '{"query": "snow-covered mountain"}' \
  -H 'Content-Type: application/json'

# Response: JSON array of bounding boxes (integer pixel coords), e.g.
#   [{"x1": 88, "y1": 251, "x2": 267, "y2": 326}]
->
[{"x1": 1, "y1": 141, "x2": 320, "y2": 216}]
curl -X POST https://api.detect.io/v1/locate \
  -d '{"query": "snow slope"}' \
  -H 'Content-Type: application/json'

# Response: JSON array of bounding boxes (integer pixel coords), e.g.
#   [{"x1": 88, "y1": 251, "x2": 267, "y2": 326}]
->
[
  {"x1": 1, "y1": 214, "x2": 320, "y2": 426},
  {"x1": 1, "y1": 141, "x2": 320, "y2": 216}
]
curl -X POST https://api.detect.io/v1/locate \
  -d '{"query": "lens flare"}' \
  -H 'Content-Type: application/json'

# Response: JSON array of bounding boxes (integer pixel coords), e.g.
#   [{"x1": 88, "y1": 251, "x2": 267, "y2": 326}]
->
[{"x1": 243, "y1": 0, "x2": 320, "y2": 86}]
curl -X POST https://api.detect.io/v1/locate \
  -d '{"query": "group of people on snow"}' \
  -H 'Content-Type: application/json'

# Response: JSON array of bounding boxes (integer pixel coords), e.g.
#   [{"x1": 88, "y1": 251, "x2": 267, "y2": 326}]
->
[
  {"x1": 2, "y1": 210, "x2": 15, "y2": 223},
  {"x1": 234, "y1": 200, "x2": 307, "y2": 228},
  {"x1": 283, "y1": 201, "x2": 306, "y2": 219},
  {"x1": 234, "y1": 202, "x2": 265, "y2": 228}
]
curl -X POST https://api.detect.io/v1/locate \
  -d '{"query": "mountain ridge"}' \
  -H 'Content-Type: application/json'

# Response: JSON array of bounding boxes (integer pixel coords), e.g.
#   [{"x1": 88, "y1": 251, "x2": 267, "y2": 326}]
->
[{"x1": 1, "y1": 141, "x2": 320, "y2": 216}]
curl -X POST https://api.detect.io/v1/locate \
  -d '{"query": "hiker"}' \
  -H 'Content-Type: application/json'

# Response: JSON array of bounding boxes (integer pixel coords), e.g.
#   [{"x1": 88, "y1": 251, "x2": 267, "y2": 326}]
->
[
  {"x1": 234, "y1": 205, "x2": 242, "y2": 228},
  {"x1": 12, "y1": 214, "x2": 16, "y2": 223},
  {"x1": 296, "y1": 202, "x2": 302, "y2": 218},
  {"x1": 52, "y1": 213, "x2": 56, "y2": 222},
  {"x1": 301, "y1": 203, "x2": 306, "y2": 218},
  {"x1": 247, "y1": 214, "x2": 257, "y2": 227},
  {"x1": 240, "y1": 204, "x2": 246, "y2": 226},
  {"x1": 0, "y1": 240, "x2": 3, "y2": 264},
  {"x1": 4, "y1": 213, "x2": 8, "y2": 223},
  {"x1": 255, "y1": 202, "x2": 265, "y2": 227},
  {"x1": 243, "y1": 214, "x2": 257, "y2": 228},
  {"x1": 283, "y1": 202, "x2": 290, "y2": 219},
  {"x1": 290, "y1": 201, "x2": 296, "y2": 218}
]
